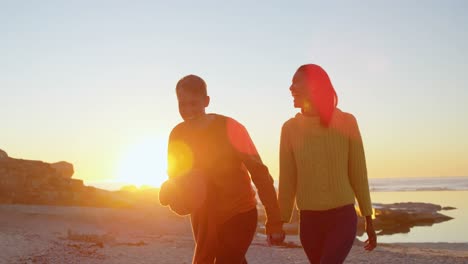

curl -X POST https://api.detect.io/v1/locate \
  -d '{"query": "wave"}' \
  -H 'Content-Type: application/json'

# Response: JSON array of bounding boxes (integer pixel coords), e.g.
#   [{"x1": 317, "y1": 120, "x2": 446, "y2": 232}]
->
[{"x1": 369, "y1": 176, "x2": 468, "y2": 192}]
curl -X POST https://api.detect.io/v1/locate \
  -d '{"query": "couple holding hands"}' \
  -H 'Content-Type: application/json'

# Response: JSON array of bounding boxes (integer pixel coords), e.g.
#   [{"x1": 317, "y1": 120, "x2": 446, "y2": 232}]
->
[{"x1": 159, "y1": 64, "x2": 377, "y2": 264}]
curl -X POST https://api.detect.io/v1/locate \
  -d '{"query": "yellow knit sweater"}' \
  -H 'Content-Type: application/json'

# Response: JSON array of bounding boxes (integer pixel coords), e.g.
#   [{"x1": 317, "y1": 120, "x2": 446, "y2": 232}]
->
[{"x1": 278, "y1": 109, "x2": 373, "y2": 223}]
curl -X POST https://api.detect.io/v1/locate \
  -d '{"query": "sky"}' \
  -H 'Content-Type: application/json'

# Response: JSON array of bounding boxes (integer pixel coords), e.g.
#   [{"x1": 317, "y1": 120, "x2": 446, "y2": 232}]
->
[{"x1": 1, "y1": 0, "x2": 467, "y2": 189}]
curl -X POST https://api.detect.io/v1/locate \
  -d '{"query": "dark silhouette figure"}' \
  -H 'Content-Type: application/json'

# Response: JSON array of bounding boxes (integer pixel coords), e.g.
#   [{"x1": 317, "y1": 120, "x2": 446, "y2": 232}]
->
[{"x1": 159, "y1": 75, "x2": 285, "y2": 264}]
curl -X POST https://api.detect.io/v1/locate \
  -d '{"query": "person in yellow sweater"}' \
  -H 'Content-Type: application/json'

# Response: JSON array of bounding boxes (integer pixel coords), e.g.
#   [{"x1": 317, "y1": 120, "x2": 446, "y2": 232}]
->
[
  {"x1": 278, "y1": 64, "x2": 377, "y2": 263},
  {"x1": 159, "y1": 74, "x2": 285, "y2": 264}
]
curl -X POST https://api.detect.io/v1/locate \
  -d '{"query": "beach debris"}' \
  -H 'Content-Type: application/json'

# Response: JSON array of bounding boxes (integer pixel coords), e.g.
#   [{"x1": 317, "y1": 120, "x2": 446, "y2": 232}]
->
[
  {"x1": 115, "y1": 240, "x2": 147, "y2": 246},
  {"x1": 66, "y1": 229, "x2": 115, "y2": 247},
  {"x1": 66, "y1": 229, "x2": 148, "y2": 249}
]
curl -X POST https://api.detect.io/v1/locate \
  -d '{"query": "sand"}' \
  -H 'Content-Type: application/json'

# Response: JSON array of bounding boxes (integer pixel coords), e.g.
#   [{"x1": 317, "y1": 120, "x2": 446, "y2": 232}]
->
[{"x1": 1, "y1": 204, "x2": 467, "y2": 264}]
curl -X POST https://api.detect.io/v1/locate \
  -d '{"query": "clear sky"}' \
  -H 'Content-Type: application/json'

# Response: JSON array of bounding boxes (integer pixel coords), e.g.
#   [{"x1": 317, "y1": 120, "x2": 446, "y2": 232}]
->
[{"x1": 1, "y1": 0, "x2": 467, "y2": 188}]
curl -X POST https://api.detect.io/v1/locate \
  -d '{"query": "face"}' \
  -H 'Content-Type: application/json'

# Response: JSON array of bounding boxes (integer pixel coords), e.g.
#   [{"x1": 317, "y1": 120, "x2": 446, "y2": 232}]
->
[
  {"x1": 289, "y1": 70, "x2": 312, "y2": 108},
  {"x1": 177, "y1": 89, "x2": 210, "y2": 121}
]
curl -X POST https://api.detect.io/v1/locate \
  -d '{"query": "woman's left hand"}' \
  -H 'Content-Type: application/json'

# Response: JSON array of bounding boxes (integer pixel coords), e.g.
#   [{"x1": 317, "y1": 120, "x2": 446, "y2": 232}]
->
[{"x1": 364, "y1": 216, "x2": 377, "y2": 251}]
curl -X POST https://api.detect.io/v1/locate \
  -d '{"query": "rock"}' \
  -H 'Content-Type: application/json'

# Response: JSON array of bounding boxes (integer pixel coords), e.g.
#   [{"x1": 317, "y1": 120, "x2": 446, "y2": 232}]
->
[
  {"x1": 442, "y1": 206, "x2": 457, "y2": 210},
  {"x1": 0, "y1": 150, "x2": 156, "y2": 209},
  {"x1": 0, "y1": 149, "x2": 8, "y2": 159},
  {"x1": 51, "y1": 161, "x2": 74, "y2": 178},
  {"x1": 358, "y1": 202, "x2": 453, "y2": 236},
  {"x1": 258, "y1": 202, "x2": 454, "y2": 237},
  {"x1": 0, "y1": 156, "x2": 80, "y2": 205}
]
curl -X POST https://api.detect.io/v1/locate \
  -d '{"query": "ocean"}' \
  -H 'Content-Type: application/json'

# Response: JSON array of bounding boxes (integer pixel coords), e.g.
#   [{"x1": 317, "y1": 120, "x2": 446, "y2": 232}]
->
[{"x1": 368, "y1": 176, "x2": 468, "y2": 243}]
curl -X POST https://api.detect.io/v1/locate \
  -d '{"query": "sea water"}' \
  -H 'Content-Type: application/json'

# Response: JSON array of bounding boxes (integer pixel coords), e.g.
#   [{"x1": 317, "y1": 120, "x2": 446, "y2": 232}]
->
[{"x1": 368, "y1": 176, "x2": 468, "y2": 243}]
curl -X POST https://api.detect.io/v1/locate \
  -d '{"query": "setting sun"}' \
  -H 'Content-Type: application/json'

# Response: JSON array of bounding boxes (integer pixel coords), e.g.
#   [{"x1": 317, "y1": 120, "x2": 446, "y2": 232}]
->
[{"x1": 115, "y1": 136, "x2": 168, "y2": 188}]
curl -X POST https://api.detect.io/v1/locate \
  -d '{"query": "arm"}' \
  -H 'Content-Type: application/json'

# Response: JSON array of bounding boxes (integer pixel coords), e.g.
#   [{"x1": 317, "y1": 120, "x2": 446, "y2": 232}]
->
[
  {"x1": 166, "y1": 130, "x2": 177, "y2": 180},
  {"x1": 159, "y1": 131, "x2": 177, "y2": 207},
  {"x1": 166, "y1": 130, "x2": 192, "y2": 180},
  {"x1": 230, "y1": 119, "x2": 283, "y2": 235},
  {"x1": 159, "y1": 129, "x2": 193, "y2": 214},
  {"x1": 277, "y1": 122, "x2": 297, "y2": 223},
  {"x1": 348, "y1": 115, "x2": 373, "y2": 217},
  {"x1": 348, "y1": 115, "x2": 377, "y2": 250},
  {"x1": 159, "y1": 130, "x2": 181, "y2": 206},
  {"x1": 364, "y1": 215, "x2": 377, "y2": 250}
]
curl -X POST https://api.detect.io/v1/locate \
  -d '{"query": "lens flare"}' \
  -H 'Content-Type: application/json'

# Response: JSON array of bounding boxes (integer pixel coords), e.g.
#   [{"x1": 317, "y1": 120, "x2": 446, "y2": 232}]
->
[{"x1": 167, "y1": 140, "x2": 194, "y2": 178}]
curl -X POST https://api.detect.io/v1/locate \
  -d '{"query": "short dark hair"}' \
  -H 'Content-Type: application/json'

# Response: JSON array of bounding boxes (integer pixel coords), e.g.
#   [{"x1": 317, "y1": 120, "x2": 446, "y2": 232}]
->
[{"x1": 176, "y1": 75, "x2": 207, "y2": 97}]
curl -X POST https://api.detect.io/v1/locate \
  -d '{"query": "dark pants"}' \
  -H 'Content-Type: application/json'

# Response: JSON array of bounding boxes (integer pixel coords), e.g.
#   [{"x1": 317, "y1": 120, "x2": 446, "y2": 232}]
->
[
  {"x1": 214, "y1": 208, "x2": 258, "y2": 264},
  {"x1": 300, "y1": 204, "x2": 357, "y2": 264}
]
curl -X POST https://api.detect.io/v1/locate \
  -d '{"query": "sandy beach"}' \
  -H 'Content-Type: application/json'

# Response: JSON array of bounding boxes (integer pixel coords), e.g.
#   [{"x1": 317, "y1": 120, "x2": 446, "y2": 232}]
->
[{"x1": 1, "y1": 204, "x2": 467, "y2": 264}]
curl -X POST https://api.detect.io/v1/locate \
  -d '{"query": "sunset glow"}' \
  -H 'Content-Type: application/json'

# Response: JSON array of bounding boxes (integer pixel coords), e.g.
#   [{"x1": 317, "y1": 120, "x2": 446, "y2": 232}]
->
[
  {"x1": 115, "y1": 137, "x2": 168, "y2": 187},
  {"x1": 1, "y1": 1, "x2": 467, "y2": 190}
]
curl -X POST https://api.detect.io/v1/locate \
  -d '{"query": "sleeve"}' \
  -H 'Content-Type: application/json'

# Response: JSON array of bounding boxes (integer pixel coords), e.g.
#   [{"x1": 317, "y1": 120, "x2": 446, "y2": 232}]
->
[
  {"x1": 347, "y1": 115, "x2": 373, "y2": 217},
  {"x1": 160, "y1": 127, "x2": 199, "y2": 215},
  {"x1": 277, "y1": 122, "x2": 298, "y2": 223},
  {"x1": 166, "y1": 130, "x2": 178, "y2": 179},
  {"x1": 228, "y1": 119, "x2": 283, "y2": 234},
  {"x1": 159, "y1": 130, "x2": 177, "y2": 207},
  {"x1": 166, "y1": 128, "x2": 192, "y2": 179}
]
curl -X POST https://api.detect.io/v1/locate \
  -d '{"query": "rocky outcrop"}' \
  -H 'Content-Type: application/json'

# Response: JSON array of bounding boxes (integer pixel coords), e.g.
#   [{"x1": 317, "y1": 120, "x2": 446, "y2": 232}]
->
[
  {"x1": 51, "y1": 161, "x2": 74, "y2": 178},
  {"x1": 0, "y1": 157, "x2": 84, "y2": 205},
  {"x1": 0, "y1": 149, "x2": 8, "y2": 159},
  {"x1": 0, "y1": 151, "x2": 154, "y2": 209},
  {"x1": 358, "y1": 202, "x2": 454, "y2": 236},
  {"x1": 258, "y1": 202, "x2": 454, "y2": 237}
]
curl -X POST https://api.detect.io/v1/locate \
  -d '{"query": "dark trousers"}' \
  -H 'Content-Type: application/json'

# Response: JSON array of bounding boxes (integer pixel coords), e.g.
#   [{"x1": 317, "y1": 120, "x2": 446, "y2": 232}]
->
[
  {"x1": 300, "y1": 204, "x2": 357, "y2": 264},
  {"x1": 214, "y1": 208, "x2": 258, "y2": 264}
]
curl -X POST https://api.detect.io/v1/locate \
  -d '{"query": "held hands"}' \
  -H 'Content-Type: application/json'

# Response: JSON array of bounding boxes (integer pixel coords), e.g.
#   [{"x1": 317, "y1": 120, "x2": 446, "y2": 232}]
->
[
  {"x1": 267, "y1": 231, "x2": 286, "y2": 246},
  {"x1": 364, "y1": 216, "x2": 377, "y2": 251}
]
